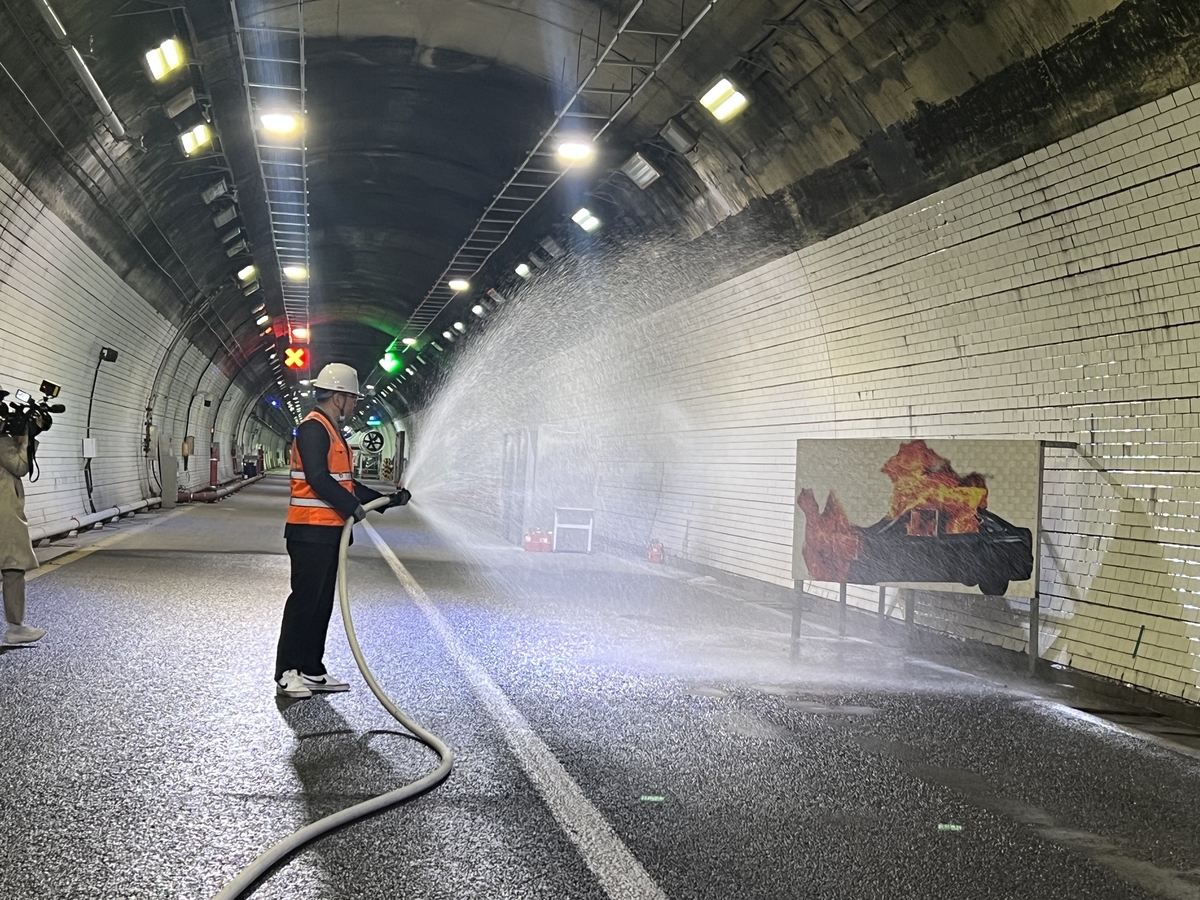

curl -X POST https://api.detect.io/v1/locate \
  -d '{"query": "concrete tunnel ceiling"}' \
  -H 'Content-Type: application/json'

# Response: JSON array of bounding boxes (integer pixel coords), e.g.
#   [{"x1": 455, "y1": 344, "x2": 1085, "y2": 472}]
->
[{"x1": 2, "y1": 0, "x2": 1199, "y2": 413}]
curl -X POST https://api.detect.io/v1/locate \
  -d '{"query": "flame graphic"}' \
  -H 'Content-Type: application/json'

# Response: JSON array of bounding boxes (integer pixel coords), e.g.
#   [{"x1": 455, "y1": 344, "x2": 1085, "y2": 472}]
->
[
  {"x1": 797, "y1": 441, "x2": 991, "y2": 581},
  {"x1": 881, "y1": 441, "x2": 987, "y2": 535},
  {"x1": 796, "y1": 488, "x2": 858, "y2": 582}
]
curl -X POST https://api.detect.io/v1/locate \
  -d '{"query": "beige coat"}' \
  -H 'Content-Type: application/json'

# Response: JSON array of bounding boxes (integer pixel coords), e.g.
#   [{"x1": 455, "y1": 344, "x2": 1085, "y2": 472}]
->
[{"x1": 0, "y1": 435, "x2": 38, "y2": 571}]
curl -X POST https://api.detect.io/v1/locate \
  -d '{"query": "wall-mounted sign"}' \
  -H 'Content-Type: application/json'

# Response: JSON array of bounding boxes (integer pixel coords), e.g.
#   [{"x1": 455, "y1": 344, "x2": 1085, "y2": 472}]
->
[{"x1": 793, "y1": 439, "x2": 1040, "y2": 597}]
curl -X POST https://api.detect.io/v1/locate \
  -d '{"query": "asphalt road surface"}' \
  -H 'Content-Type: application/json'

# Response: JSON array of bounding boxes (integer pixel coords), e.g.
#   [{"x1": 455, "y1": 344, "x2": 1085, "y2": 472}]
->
[{"x1": 2, "y1": 477, "x2": 1198, "y2": 900}]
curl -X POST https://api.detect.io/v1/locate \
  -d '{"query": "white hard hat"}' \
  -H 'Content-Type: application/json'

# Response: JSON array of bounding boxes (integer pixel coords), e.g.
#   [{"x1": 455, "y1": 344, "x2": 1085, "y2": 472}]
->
[{"x1": 312, "y1": 363, "x2": 362, "y2": 397}]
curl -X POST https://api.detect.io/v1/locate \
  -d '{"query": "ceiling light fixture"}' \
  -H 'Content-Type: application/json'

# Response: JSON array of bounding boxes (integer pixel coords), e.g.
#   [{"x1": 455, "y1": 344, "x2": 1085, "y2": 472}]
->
[
  {"x1": 572, "y1": 208, "x2": 602, "y2": 232},
  {"x1": 180, "y1": 123, "x2": 212, "y2": 156},
  {"x1": 237, "y1": 264, "x2": 257, "y2": 283},
  {"x1": 453, "y1": 321, "x2": 466, "y2": 332},
  {"x1": 401, "y1": 337, "x2": 417, "y2": 346},
  {"x1": 472, "y1": 304, "x2": 485, "y2": 316},
  {"x1": 145, "y1": 38, "x2": 184, "y2": 82},
  {"x1": 620, "y1": 152, "x2": 661, "y2": 189},
  {"x1": 200, "y1": 180, "x2": 229, "y2": 205},
  {"x1": 256, "y1": 314, "x2": 270, "y2": 326},
  {"x1": 291, "y1": 326, "x2": 309, "y2": 340},
  {"x1": 555, "y1": 139, "x2": 594, "y2": 163},
  {"x1": 260, "y1": 112, "x2": 300, "y2": 134},
  {"x1": 515, "y1": 263, "x2": 531, "y2": 279},
  {"x1": 448, "y1": 278, "x2": 470, "y2": 292},
  {"x1": 163, "y1": 87, "x2": 197, "y2": 119},
  {"x1": 699, "y1": 77, "x2": 749, "y2": 122},
  {"x1": 283, "y1": 265, "x2": 307, "y2": 280}
]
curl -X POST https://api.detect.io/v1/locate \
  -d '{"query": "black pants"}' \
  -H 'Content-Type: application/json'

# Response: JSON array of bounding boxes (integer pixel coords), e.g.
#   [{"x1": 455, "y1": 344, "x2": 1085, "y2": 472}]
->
[{"x1": 275, "y1": 540, "x2": 340, "y2": 680}]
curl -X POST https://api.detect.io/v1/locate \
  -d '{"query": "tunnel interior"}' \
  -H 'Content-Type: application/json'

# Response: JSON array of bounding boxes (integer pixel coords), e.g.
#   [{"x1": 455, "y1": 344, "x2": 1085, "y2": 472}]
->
[{"x1": 4, "y1": 0, "x2": 1200, "y2": 896}]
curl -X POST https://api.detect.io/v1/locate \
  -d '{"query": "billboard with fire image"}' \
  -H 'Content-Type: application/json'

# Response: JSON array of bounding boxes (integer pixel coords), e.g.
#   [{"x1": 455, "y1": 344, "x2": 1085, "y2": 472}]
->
[{"x1": 792, "y1": 439, "x2": 1040, "y2": 597}]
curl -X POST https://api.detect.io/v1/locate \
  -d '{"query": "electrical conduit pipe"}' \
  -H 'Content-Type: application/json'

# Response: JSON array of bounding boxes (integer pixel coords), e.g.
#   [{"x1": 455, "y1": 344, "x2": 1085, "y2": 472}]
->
[
  {"x1": 28, "y1": 498, "x2": 161, "y2": 543},
  {"x1": 212, "y1": 495, "x2": 454, "y2": 898},
  {"x1": 29, "y1": 0, "x2": 128, "y2": 139},
  {"x1": 177, "y1": 474, "x2": 265, "y2": 503}
]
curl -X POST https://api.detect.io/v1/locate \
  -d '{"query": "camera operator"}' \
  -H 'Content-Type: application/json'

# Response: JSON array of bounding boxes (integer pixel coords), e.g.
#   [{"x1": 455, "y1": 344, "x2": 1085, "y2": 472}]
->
[{"x1": 0, "y1": 413, "x2": 46, "y2": 645}]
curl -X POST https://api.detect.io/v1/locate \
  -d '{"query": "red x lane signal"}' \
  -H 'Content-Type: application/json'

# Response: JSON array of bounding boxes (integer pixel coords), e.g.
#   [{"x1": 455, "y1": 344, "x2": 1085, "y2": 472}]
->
[{"x1": 284, "y1": 347, "x2": 307, "y2": 369}]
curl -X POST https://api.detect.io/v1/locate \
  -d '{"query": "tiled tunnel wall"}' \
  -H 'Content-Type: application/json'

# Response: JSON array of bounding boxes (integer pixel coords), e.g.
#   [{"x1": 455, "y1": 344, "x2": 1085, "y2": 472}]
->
[
  {"x1": 518, "y1": 81, "x2": 1200, "y2": 704},
  {"x1": 0, "y1": 162, "x2": 278, "y2": 524}
]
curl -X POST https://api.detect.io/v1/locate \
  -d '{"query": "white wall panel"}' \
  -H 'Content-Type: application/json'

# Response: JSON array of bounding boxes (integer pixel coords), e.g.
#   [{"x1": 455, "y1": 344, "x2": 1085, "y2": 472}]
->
[
  {"x1": 467, "y1": 82, "x2": 1200, "y2": 706},
  {"x1": 0, "y1": 163, "x2": 255, "y2": 525}
]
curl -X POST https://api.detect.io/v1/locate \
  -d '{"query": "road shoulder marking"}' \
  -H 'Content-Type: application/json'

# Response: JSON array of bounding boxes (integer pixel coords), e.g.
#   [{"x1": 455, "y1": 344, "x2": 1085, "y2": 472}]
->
[{"x1": 26, "y1": 507, "x2": 193, "y2": 583}]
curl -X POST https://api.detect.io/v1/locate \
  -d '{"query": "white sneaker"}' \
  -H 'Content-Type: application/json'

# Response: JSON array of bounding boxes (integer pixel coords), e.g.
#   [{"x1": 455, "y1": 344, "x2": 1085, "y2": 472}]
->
[
  {"x1": 4, "y1": 624, "x2": 46, "y2": 645},
  {"x1": 276, "y1": 669, "x2": 312, "y2": 698},
  {"x1": 301, "y1": 671, "x2": 350, "y2": 693}
]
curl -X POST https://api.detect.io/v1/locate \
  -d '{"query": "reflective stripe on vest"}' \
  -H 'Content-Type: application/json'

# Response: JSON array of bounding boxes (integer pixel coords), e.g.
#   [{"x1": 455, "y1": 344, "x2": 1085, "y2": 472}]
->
[
  {"x1": 289, "y1": 470, "x2": 353, "y2": 482},
  {"x1": 286, "y1": 411, "x2": 355, "y2": 527}
]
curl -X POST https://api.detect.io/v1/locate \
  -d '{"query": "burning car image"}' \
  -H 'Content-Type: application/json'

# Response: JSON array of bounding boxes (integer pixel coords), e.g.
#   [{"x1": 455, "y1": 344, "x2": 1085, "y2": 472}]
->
[{"x1": 796, "y1": 440, "x2": 1033, "y2": 596}]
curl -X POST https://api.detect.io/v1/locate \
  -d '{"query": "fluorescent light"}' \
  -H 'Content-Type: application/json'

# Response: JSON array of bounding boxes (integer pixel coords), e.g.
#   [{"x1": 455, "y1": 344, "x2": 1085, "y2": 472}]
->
[
  {"x1": 448, "y1": 278, "x2": 470, "y2": 292},
  {"x1": 453, "y1": 321, "x2": 466, "y2": 332},
  {"x1": 145, "y1": 38, "x2": 184, "y2": 81},
  {"x1": 712, "y1": 92, "x2": 748, "y2": 121},
  {"x1": 256, "y1": 315, "x2": 270, "y2": 326},
  {"x1": 292, "y1": 327, "x2": 309, "y2": 340},
  {"x1": 402, "y1": 337, "x2": 417, "y2": 346},
  {"x1": 180, "y1": 123, "x2": 212, "y2": 156},
  {"x1": 472, "y1": 304, "x2": 485, "y2": 316},
  {"x1": 442, "y1": 330, "x2": 454, "y2": 341},
  {"x1": 237, "y1": 264, "x2": 257, "y2": 283},
  {"x1": 556, "y1": 139, "x2": 593, "y2": 162},
  {"x1": 515, "y1": 263, "x2": 531, "y2": 279},
  {"x1": 283, "y1": 266, "x2": 307, "y2": 280},
  {"x1": 365, "y1": 384, "x2": 375, "y2": 392},
  {"x1": 260, "y1": 113, "x2": 300, "y2": 134},
  {"x1": 572, "y1": 208, "x2": 601, "y2": 232},
  {"x1": 700, "y1": 77, "x2": 748, "y2": 122}
]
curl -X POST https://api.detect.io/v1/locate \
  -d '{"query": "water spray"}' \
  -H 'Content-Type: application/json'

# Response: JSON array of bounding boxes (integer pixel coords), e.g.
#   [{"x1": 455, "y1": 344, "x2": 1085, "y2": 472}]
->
[{"x1": 212, "y1": 495, "x2": 454, "y2": 899}]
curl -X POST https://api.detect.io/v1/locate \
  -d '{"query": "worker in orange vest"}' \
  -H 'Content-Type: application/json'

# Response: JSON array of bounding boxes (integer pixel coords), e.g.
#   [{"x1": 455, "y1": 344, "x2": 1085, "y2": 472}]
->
[{"x1": 275, "y1": 362, "x2": 410, "y2": 699}]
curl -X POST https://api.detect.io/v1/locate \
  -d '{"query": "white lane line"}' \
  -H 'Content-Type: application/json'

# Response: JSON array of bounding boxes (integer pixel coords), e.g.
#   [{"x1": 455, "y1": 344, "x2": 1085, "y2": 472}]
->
[{"x1": 362, "y1": 522, "x2": 668, "y2": 900}]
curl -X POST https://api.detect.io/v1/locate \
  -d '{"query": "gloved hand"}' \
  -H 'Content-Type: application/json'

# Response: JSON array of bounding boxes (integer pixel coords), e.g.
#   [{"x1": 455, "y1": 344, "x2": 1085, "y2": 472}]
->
[
  {"x1": 351, "y1": 504, "x2": 367, "y2": 523},
  {"x1": 387, "y1": 489, "x2": 411, "y2": 509}
]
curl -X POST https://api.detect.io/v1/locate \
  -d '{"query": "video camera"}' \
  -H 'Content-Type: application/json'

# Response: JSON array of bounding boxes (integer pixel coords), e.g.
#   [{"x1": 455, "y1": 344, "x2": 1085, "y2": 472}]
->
[{"x1": 0, "y1": 380, "x2": 65, "y2": 439}]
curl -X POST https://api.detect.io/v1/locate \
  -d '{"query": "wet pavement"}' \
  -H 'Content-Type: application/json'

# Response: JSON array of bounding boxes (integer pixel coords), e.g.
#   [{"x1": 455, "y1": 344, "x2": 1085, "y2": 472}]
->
[{"x1": 2, "y1": 476, "x2": 1199, "y2": 899}]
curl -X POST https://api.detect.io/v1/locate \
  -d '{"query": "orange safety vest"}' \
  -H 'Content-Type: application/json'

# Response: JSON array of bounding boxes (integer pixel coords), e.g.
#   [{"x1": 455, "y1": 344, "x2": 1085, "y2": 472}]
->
[{"x1": 287, "y1": 410, "x2": 355, "y2": 526}]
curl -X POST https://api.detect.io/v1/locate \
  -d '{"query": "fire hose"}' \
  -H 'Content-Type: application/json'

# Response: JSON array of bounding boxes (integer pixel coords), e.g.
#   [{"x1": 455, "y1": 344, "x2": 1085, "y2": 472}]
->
[{"x1": 212, "y1": 495, "x2": 455, "y2": 898}]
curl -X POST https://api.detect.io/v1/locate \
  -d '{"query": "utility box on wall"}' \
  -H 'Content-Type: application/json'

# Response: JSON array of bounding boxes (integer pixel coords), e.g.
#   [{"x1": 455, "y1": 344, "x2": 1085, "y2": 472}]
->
[{"x1": 81, "y1": 438, "x2": 96, "y2": 459}]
